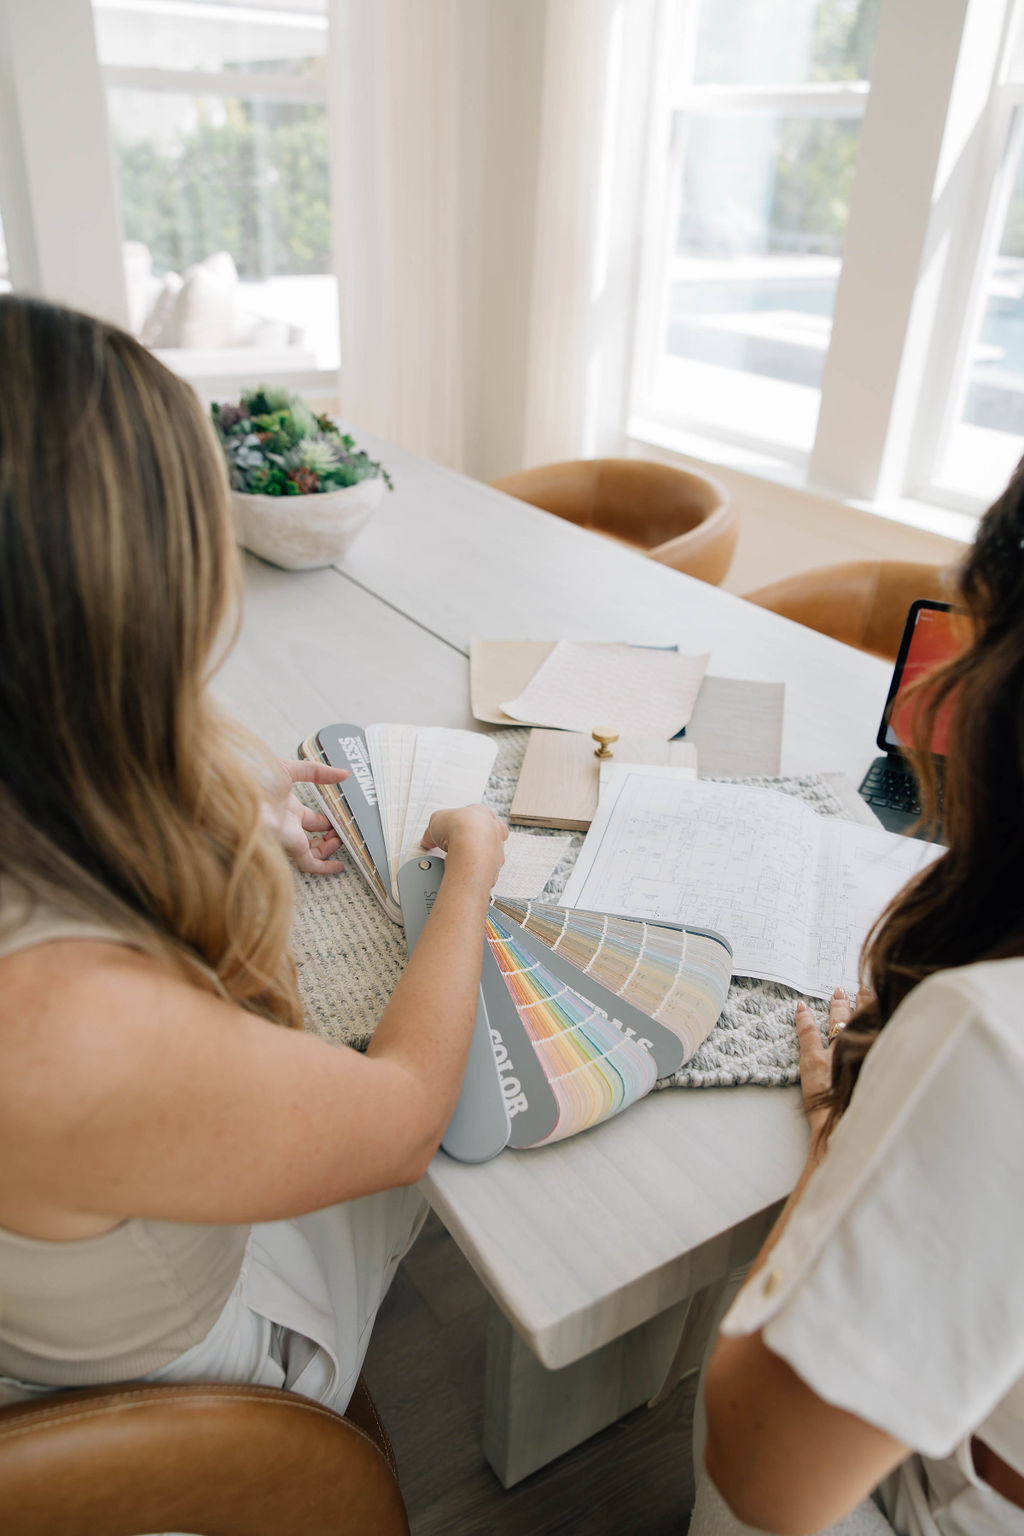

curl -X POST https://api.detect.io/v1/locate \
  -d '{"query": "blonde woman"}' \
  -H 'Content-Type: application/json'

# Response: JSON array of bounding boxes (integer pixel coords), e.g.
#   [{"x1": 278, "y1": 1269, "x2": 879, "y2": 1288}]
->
[{"x1": 0, "y1": 296, "x2": 506, "y2": 1410}]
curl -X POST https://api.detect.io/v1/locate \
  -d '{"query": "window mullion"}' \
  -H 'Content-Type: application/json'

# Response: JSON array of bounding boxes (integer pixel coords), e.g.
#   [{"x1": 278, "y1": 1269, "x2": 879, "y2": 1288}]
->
[
  {"x1": 810, "y1": 0, "x2": 1005, "y2": 501},
  {"x1": 906, "y1": 85, "x2": 1020, "y2": 503},
  {"x1": 0, "y1": 0, "x2": 40, "y2": 290},
  {"x1": 628, "y1": 0, "x2": 684, "y2": 425}
]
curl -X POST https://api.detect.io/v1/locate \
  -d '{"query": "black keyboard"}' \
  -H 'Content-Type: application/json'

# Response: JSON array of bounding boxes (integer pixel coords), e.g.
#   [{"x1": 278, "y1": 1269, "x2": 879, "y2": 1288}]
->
[
  {"x1": 859, "y1": 758, "x2": 944, "y2": 817},
  {"x1": 860, "y1": 760, "x2": 920, "y2": 814}
]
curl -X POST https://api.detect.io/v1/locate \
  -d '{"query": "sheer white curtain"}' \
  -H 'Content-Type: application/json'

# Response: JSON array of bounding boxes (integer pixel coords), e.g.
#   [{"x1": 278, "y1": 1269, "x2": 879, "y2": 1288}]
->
[
  {"x1": 328, "y1": 0, "x2": 653, "y2": 476},
  {"x1": 519, "y1": 0, "x2": 657, "y2": 469},
  {"x1": 523, "y1": 0, "x2": 619, "y2": 467},
  {"x1": 328, "y1": 0, "x2": 474, "y2": 469}
]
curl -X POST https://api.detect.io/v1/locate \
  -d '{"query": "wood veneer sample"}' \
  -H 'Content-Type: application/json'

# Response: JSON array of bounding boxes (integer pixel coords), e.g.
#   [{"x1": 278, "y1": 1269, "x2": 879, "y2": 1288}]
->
[{"x1": 510, "y1": 729, "x2": 696, "y2": 830}]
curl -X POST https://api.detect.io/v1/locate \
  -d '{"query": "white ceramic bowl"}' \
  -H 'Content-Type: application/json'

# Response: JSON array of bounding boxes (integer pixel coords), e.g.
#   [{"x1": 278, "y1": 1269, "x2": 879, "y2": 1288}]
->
[{"x1": 231, "y1": 476, "x2": 385, "y2": 571}]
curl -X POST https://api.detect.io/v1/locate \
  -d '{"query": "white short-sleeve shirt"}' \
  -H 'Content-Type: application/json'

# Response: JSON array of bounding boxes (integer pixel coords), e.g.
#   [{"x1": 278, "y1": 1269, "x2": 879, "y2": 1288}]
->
[{"x1": 721, "y1": 959, "x2": 1024, "y2": 1536}]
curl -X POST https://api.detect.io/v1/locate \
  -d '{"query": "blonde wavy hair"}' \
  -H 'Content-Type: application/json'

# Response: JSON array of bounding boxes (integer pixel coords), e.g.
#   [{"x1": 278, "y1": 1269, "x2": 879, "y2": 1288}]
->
[{"x1": 0, "y1": 296, "x2": 303, "y2": 1027}]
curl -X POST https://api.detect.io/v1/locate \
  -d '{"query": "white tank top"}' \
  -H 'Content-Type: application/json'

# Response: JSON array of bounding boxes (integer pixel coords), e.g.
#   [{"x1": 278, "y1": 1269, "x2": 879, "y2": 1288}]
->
[{"x1": 0, "y1": 884, "x2": 248, "y2": 1387}]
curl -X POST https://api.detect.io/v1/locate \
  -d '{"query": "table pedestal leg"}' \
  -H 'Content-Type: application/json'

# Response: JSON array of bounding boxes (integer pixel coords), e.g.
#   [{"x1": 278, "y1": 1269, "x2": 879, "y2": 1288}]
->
[{"x1": 482, "y1": 1297, "x2": 692, "y2": 1488}]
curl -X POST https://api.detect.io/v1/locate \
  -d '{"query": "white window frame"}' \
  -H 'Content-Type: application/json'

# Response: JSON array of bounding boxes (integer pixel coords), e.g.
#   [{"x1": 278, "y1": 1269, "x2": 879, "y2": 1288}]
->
[
  {"x1": 0, "y1": 0, "x2": 130, "y2": 325},
  {"x1": 629, "y1": 0, "x2": 877, "y2": 469},
  {"x1": 0, "y1": 0, "x2": 340, "y2": 396},
  {"x1": 628, "y1": 0, "x2": 1024, "y2": 531}
]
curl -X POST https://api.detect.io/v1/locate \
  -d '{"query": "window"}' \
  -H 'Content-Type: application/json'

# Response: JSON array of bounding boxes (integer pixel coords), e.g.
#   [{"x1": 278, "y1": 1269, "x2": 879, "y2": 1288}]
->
[
  {"x1": 932, "y1": 79, "x2": 1024, "y2": 504},
  {"x1": 92, "y1": 0, "x2": 337, "y2": 384},
  {"x1": 630, "y1": 0, "x2": 1024, "y2": 524},
  {"x1": 635, "y1": 0, "x2": 882, "y2": 461}
]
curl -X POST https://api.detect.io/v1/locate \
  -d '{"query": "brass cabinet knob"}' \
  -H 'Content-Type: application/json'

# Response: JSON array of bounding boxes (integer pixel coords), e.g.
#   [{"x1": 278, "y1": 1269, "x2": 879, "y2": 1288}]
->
[{"x1": 592, "y1": 727, "x2": 619, "y2": 760}]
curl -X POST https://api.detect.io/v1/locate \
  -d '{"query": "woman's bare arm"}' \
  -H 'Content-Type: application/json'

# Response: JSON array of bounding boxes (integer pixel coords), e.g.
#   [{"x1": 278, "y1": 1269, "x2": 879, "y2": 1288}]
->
[
  {"x1": 704, "y1": 1331, "x2": 907, "y2": 1536},
  {"x1": 703, "y1": 990, "x2": 908, "y2": 1536},
  {"x1": 0, "y1": 805, "x2": 505, "y2": 1237}
]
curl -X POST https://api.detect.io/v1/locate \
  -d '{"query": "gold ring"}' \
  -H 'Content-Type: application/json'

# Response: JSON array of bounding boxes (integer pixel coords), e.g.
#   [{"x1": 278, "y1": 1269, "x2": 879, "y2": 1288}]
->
[{"x1": 827, "y1": 1022, "x2": 845, "y2": 1044}]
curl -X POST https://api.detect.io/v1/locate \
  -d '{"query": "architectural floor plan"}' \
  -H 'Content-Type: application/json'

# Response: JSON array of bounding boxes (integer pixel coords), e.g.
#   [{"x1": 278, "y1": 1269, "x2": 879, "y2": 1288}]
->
[{"x1": 562, "y1": 772, "x2": 940, "y2": 997}]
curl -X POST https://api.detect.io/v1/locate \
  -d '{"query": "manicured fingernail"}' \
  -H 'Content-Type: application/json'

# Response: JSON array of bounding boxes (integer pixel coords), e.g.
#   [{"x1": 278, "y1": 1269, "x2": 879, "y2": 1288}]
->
[{"x1": 833, "y1": 986, "x2": 846, "y2": 998}]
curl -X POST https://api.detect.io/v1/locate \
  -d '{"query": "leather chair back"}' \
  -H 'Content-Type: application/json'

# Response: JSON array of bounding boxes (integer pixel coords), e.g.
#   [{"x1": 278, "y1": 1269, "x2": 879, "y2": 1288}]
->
[
  {"x1": 744, "y1": 560, "x2": 954, "y2": 661},
  {"x1": 0, "y1": 1376, "x2": 409, "y2": 1536},
  {"x1": 491, "y1": 458, "x2": 738, "y2": 586}
]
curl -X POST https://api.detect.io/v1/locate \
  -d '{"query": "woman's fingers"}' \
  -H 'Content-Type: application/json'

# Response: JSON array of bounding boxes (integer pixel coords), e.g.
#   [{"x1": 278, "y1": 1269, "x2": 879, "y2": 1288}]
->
[
  {"x1": 294, "y1": 841, "x2": 346, "y2": 878},
  {"x1": 293, "y1": 833, "x2": 344, "y2": 874},
  {"x1": 420, "y1": 817, "x2": 446, "y2": 852},
  {"x1": 282, "y1": 759, "x2": 351, "y2": 787},
  {"x1": 795, "y1": 1001, "x2": 828, "y2": 1052},
  {"x1": 299, "y1": 804, "x2": 332, "y2": 833},
  {"x1": 828, "y1": 986, "x2": 855, "y2": 1028},
  {"x1": 794, "y1": 1001, "x2": 833, "y2": 1132},
  {"x1": 795, "y1": 984, "x2": 866, "y2": 1142},
  {"x1": 275, "y1": 786, "x2": 345, "y2": 875}
]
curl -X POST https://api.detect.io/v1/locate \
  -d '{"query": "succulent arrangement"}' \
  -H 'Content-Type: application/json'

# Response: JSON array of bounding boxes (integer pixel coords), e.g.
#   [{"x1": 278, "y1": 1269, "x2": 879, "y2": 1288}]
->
[{"x1": 211, "y1": 386, "x2": 393, "y2": 497}]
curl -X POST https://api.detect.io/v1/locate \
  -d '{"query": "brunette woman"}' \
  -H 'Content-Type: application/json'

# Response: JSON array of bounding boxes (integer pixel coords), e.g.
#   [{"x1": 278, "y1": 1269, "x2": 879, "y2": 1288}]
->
[{"x1": 697, "y1": 469, "x2": 1024, "y2": 1535}]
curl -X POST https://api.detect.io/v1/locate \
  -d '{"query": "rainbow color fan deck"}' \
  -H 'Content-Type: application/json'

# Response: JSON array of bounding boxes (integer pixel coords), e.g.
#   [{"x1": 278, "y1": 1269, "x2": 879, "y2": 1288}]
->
[{"x1": 399, "y1": 858, "x2": 733, "y2": 1161}]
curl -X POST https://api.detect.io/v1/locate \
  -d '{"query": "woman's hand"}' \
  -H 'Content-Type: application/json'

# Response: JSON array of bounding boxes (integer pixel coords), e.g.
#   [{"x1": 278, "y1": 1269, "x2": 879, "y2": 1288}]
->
[
  {"x1": 794, "y1": 986, "x2": 868, "y2": 1148},
  {"x1": 420, "y1": 804, "x2": 508, "y2": 889},
  {"x1": 272, "y1": 759, "x2": 350, "y2": 875}
]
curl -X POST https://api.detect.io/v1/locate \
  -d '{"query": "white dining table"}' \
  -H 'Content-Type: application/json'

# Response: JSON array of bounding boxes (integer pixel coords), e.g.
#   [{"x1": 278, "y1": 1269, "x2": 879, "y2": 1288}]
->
[{"x1": 215, "y1": 438, "x2": 895, "y2": 1486}]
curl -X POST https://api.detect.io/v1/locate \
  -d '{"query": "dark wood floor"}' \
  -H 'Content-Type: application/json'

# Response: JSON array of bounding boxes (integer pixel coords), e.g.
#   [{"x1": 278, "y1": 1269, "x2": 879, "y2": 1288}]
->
[{"x1": 363, "y1": 1212, "x2": 697, "y2": 1536}]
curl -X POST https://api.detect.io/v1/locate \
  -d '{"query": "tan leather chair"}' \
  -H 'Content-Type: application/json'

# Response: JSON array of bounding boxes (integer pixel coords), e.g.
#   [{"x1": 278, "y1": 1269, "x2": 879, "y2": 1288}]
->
[
  {"x1": 0, "y1": 1374, "x2": 408, "y2": 1535},
  {"x1": 743, "y1": 560, "x2": 954, "y2": 662},
  {"x1": 490, "y1": 458, "x2": 738, "y2": 586}
]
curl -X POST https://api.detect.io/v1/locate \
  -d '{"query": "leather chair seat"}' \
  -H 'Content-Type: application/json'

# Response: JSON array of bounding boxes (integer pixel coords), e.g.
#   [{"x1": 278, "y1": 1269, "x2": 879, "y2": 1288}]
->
[
  {"x1": 743, "y1": 559, "x2": 953, "y2": 662},
  {"x1": 0, "y1": 1374, "x2": 408, "y2": 1536},
  {"x1": 490, "y1": 457, "x2": 738, "y2": 586}
]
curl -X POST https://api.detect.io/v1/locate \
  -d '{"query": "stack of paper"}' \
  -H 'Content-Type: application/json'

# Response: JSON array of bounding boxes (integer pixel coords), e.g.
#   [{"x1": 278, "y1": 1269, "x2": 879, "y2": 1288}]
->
[
  {"x1": 500, "y1": 640, "x2": 709, "y2": 739},
  {"x1": 469, "y1": 639, "x2": 786, "y2": 777}
]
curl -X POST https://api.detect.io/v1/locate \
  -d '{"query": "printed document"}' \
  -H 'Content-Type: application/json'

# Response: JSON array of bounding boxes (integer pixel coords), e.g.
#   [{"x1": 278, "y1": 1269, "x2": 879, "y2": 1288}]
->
[{"x1": 560, "y1": 771, "x2": 941, "y2": 998}]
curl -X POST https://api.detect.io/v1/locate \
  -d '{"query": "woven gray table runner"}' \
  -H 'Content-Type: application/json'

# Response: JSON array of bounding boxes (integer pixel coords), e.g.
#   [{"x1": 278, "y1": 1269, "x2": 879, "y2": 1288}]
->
[{"x1": 292, "y1": 730, "x2": 878, "y2": 1089}]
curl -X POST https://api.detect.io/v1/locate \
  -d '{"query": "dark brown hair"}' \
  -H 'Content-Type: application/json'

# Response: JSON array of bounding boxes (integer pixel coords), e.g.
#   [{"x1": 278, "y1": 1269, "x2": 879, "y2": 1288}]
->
[
  {"x1": 0, "y1": 296, "x2": 303, "y2": 1026},
  {"x1": 820, "y1": 460, "x2": 1024, "y2": 1129}
]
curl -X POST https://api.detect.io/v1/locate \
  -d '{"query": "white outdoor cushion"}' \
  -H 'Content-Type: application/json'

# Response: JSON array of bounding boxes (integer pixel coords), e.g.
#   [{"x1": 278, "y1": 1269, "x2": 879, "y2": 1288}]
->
[{"x1": 139, "y1": 271, "x2": 184, "y2": 348}]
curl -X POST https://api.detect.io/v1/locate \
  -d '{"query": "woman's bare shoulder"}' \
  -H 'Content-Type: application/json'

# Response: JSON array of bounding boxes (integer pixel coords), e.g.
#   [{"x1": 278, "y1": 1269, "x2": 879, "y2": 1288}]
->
[
  {"x1": 0, "y1": 933, "x2": 424, "y2": 1229},
  {"x1": 0, "y1": 940, "x2": 216, "y2": 1124}
]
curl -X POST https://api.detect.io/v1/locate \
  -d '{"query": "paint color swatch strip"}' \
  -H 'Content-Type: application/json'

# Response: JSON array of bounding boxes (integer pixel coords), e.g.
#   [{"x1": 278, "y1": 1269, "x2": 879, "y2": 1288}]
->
[
  {"x1": 485, "y1": 910, "x2": 657, "y2": 1147},
  {"x1": 491, "y1": 898, "x2": 732, "y2": 1064}
]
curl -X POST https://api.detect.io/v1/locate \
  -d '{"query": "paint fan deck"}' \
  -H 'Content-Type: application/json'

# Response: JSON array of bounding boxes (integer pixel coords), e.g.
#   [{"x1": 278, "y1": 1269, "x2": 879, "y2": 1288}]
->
[
  {"x1": 400, "y1": 858, "x2": 732, "y2": 1161},
  {"x1": 299, "y1": 722, "x2": 733, "y2": 1163}
]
